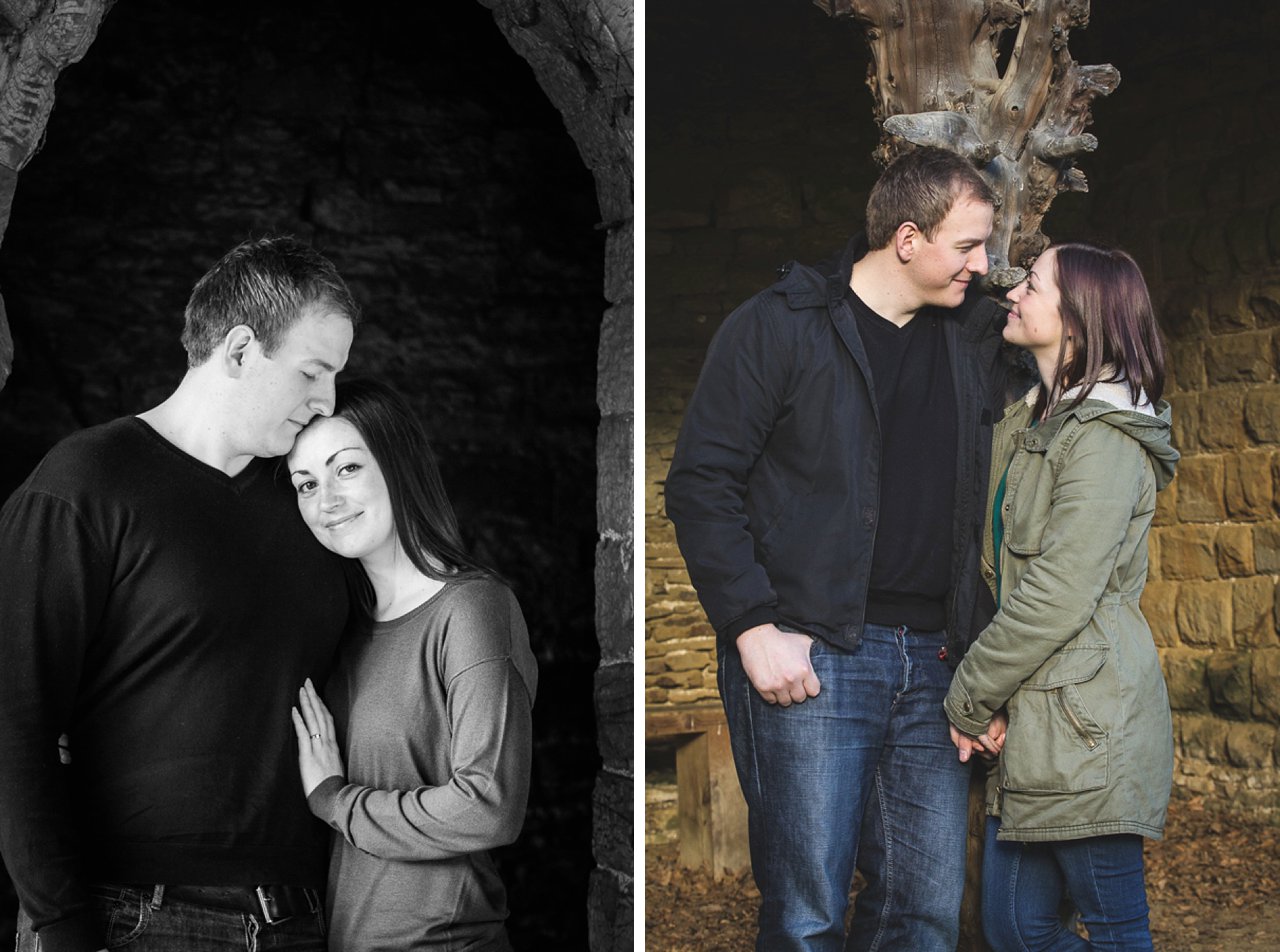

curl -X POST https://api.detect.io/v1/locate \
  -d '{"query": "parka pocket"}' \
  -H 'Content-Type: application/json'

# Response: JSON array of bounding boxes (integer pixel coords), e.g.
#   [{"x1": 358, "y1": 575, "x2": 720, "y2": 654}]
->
[{"x1": 1002, "y1": 646, "x2": 1109, "y2": 795}]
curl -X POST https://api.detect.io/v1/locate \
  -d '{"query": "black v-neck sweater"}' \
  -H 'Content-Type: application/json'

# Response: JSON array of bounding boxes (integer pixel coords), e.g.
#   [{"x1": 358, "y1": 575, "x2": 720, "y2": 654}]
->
[{"x1": 0, "y1": 417, "x2": 350, "y2": 951}]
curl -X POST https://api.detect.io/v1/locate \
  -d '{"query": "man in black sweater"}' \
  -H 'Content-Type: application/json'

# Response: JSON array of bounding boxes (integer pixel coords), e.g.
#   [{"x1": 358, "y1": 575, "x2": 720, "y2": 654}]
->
[
  {"x1": 665, "y1": 147, "x2": 1008, "y2": 951},
  {"x1": 0, "y1": 237, "x2": 360, "y2": 952}
]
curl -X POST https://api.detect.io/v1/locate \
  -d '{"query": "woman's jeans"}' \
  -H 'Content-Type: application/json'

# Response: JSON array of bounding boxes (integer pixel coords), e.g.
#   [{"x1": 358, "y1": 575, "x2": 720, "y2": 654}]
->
[
  {"x1": 719, "y1": 624, "x2": 971, "y2": 952},
  {"x1": 982, "y1": 816, "x2": 1153, "y2": 951}
]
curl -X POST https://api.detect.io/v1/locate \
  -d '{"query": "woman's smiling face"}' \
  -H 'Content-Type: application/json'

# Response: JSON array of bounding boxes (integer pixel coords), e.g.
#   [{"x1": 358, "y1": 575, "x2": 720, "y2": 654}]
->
[
  {"x1": 1004, "y1": 247, "x2": 1066, "y2": 358},
  {"x1": 288, "y1": 415, "x2": 397, "y2": 563}
]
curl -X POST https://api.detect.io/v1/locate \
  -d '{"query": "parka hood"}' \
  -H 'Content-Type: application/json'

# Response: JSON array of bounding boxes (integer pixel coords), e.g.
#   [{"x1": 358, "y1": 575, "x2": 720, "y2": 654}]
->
[{"x1": 1034, "y1": 379, "x2": 1179, "y2": 491}]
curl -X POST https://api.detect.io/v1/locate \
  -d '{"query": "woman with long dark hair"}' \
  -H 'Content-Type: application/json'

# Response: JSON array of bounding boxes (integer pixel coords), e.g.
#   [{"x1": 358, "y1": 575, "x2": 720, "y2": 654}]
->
[
  {"x1": 944, "y1": 243, "x2": 1178, "y2": 950},
  {"x1": 287, "y1": 378, "x2": 537, "y2": 951}
]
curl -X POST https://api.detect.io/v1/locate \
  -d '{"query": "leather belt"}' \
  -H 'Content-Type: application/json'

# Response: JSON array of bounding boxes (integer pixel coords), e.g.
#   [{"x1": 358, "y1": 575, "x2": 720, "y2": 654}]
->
[{"x1": 163, "y1": 884, "x2": 318, "y2": 925}]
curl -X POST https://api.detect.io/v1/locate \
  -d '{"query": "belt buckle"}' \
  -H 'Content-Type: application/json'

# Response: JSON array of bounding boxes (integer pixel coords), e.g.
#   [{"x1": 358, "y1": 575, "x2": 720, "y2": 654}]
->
[{"x1": 255, "y1": 885, "x2": 293, "y2": 926}]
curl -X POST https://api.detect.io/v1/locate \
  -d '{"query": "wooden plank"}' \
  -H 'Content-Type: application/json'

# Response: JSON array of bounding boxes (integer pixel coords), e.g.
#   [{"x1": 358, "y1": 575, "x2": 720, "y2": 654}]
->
[
  {"x1": 646, "y1": 703, "x2": 726, "y2": 738},
  {"x1": 676, "y1": 732, "x2": 713, "y2": 870},
  {"x1": 650, "y1": 703, "x2": 750, "y2": 877},
  {"x1": 703, "y1": 719, "x2": 750, "y2": 877},
  {"x1": 672, "y1": 720, "x2": 750, "y2": 878}
]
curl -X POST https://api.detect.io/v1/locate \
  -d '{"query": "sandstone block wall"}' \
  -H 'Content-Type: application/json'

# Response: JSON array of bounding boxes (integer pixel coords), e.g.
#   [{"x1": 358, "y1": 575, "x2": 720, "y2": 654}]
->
[{"x1": 1066, "y1": 0, "x2": 1280, "y2": 812}]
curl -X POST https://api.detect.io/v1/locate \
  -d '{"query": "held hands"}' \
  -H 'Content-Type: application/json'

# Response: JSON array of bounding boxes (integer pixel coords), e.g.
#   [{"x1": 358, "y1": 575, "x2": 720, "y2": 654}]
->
[
  {"x1": 290, "y1": 678, "x2": 346, "y2": 797},
  {"x1": 737, "y1": 623, "x2": 821, "y2": 706},
  {"x1": 949, "y1": 710, "x2": 1008, "y2": 764}
]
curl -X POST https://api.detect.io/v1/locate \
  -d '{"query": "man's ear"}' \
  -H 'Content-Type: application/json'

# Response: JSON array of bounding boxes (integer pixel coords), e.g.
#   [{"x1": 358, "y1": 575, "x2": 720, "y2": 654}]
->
[
  {"x1": 895, "y1": 221, "x2": 922, "y2": 263},
  {"x1": 222, "y1": 325, "x2": 256, "y2": 377}
]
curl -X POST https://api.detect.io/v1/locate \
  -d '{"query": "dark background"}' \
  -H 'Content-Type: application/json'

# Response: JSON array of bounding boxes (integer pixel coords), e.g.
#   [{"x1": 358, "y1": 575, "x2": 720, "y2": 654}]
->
[{"x1": 0, "y1": 0, "x2": 604, "y2": 946}]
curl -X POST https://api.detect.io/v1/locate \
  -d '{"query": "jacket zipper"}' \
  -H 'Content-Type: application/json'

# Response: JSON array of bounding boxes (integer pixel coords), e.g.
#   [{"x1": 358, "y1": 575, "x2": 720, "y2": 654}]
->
[{"x1": 1055, "y1": 688, "x2": 1098, "y2": 750}]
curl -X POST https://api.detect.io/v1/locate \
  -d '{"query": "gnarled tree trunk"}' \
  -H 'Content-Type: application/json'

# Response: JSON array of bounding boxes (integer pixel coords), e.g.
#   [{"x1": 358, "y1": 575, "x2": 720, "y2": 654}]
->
[{"x1": 817, "y1": 0, "x2": 1117, "y2": 286}]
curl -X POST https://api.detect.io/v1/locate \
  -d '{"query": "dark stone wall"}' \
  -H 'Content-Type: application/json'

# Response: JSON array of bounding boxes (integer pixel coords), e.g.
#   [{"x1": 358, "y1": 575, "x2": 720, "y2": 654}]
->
[{"x1": 0, "y1": 1, "x2": 603, "y2": 946}]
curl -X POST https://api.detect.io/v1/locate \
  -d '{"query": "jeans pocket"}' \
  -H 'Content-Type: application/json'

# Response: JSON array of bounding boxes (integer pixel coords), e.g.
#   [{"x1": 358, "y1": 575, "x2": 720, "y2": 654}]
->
[{"x1": 88, "y1": 887, "x2": 152, "y2": 949}]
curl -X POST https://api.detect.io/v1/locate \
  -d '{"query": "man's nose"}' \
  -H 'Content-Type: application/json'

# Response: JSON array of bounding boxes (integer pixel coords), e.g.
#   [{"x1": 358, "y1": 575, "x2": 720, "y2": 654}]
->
[
  {"x1": 968, "y1": 245, "x2": 990, "y2": 275},
  {"x1": 309, "y1": 376, "x2": 336, "y2": 418}
]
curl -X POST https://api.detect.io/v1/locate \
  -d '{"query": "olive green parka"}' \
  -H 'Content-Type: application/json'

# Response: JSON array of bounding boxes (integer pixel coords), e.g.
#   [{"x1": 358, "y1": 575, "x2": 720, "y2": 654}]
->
[{"x1": 943, "y1": 379, "x2": 1179, "y2": 842}]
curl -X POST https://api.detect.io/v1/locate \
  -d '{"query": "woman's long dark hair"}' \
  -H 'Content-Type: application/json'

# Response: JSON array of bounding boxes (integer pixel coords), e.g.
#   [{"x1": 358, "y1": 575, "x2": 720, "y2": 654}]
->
[
  {"x1": 331, "y1": 377, "x2": 492, "y2": 613},
  {"x1": 1035, "y1": 242, "x2": 1168, "y2": 420}
]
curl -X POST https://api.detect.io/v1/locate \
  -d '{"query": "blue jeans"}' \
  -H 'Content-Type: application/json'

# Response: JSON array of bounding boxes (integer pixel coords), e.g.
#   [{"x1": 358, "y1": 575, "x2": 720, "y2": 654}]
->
[
  {"x1": 982, "y1": 817, "x2": 1153, "y2": 951},
  {"x1": 17, "y1": 885, "x2": 326, "y2": 952},
  {"x1": 719, "y1": 624, "x2": 971, "y2": 952}
]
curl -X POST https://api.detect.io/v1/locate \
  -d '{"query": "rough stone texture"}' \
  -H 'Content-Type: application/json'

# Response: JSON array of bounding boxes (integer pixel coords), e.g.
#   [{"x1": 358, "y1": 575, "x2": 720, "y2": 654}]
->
[
  {"x1": 1163, "y1": 649, "x2": 1210, "y2": 713},
  {"x1": 1176, "y1": 455, "x2": 1226, "y2": 523},
  {"x1": 1207, "y1": 652, "x2": 1254, "y2": 719},
  {"x1": 595, "y1": 661, "x2": 632, "y2": 773},
  {"x1": 645, "y1": 0, "x2": 1280, "y2": 820},
  {"x1": 1225, "y1": 451, "x2": 1276, "y2": 520},
  {"x1": 1179, "y1": 714, "x2": 1231, "y2": 766},
  {"x1": 1234, "y1": 577, "x2": 1279, "y2": 648},
  {"x1": 1198, "y1": 390, "x2": 1249, "y2": 451},
  {"x1": 1256, "y1": 524, "x2": 1280, "y2": 574},
  {"x1": 586, "y1": 776, "x2": 633, "y2": 949},
  {"x1": 598, "y1": 301, "x2": 633, "y2": 417},
  {"x1": 1159, "y1": 526, "x2": 1221, "y2": 581},
  {"x1": 595, "y1": 529, "x2": 634, "y2": 664},
  {"x1": 586, "y1": 868, "x2": 634, "y2": 952},
  {"x1": 1244, "y1": 386, "x2": 1280, "y2": 443},
  {"x1": 1176, "y1": 582, "x2": 1235, "y2": 648},
  {"x1": 1204, "y1": 331, "x2": 1278, "y2": 384},
  {"x1": 591, "y1": 769, "x2": 632, "y2": 879},
  {"x1": 1255, "y1": 650, "x2": 1280, "y2": 723},
  {"x1": 1142, "y1": 580, "x2": 1180, "y2": 647},
  {"x1": 1216, "y1": 525, "x2": 1256, "y2": 577},
  {"x1": 1225, "y1": 722, "x2": 1278, "y2": 769},
  {"x1": 0, "y1": 1, "x2": 623, "y2": 946}
]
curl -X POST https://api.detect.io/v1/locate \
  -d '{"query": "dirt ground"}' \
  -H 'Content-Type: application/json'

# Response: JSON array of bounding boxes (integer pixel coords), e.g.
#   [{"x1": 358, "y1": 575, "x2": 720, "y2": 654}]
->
[{"x1": 644, "y1": 783, "x2": 1280, "y2": 951}]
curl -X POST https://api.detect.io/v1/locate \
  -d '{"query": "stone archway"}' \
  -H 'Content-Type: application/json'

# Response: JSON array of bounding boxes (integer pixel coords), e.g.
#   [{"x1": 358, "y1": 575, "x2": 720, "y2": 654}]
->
[
  {"x1": 0, "y1": 1, "x2": 632, "y2": 948},
  {"x1": 478, "y1": 5, "x2": 634, "y2": 944}
]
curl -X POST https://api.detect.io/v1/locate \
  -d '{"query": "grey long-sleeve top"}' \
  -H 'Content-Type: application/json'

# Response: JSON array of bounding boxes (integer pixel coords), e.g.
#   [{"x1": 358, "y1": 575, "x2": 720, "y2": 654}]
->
[{"x1": 307, "y1": 578, "x2": 538, "y2": 951}]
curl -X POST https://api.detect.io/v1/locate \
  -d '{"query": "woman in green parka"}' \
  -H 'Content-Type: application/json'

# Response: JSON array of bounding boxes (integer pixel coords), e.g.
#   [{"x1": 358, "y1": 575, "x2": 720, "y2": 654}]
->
[{"x1": 943, "y1": 242, "x2": 1179, "y2": 951}]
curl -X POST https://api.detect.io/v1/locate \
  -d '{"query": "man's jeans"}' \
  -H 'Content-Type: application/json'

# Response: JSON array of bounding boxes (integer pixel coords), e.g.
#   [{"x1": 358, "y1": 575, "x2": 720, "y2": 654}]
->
[
  {"x1": 981, "y1": 817, "x2": 1153, "y2": 951},
  {"x1": 17, "y1": 885, "x2": 326, "y2": 952},
  {"x1": 719, "y1": 624, "x2": 970, "y2": 952}
]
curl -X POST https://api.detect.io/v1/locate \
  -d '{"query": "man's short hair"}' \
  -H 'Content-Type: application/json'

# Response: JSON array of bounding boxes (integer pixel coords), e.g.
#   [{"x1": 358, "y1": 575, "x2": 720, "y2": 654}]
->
[
  {"x1": 864, "y1": 147, "x2": 996, "y2": 250},
  {"x1": 181, "y1": 236, "x2": 361, "y2": 367}
]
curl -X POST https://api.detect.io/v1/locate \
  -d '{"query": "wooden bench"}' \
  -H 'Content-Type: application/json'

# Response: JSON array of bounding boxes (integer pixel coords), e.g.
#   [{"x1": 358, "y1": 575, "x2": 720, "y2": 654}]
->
[{"x1": 646, "y1": 704, "x2": 750, "y2": 878}]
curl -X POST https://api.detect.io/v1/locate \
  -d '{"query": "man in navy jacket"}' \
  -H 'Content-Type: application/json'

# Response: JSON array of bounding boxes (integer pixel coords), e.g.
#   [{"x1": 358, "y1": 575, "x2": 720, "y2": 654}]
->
[{"x1": 666, "y1": 147, "x2": 1008, "y2": 951}]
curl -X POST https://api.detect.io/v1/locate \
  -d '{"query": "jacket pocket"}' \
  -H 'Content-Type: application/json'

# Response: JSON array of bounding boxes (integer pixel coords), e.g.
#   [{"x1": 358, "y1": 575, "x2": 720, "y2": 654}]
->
[{"x1": 1002, "y1": 646, "x2": 1109, "y2": 795}]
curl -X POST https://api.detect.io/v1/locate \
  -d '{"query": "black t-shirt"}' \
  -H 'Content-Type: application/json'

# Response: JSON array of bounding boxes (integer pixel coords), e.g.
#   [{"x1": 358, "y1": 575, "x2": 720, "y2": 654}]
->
[{"x1": 847, "y1": 288, "x2": 958, "y2": 631}]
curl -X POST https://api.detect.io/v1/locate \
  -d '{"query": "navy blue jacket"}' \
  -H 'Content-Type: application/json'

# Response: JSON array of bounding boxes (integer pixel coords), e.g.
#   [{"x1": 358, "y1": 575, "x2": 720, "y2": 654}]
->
[{"x1": 665, "y1": 236, "x2": 1011, "y2": 661}]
